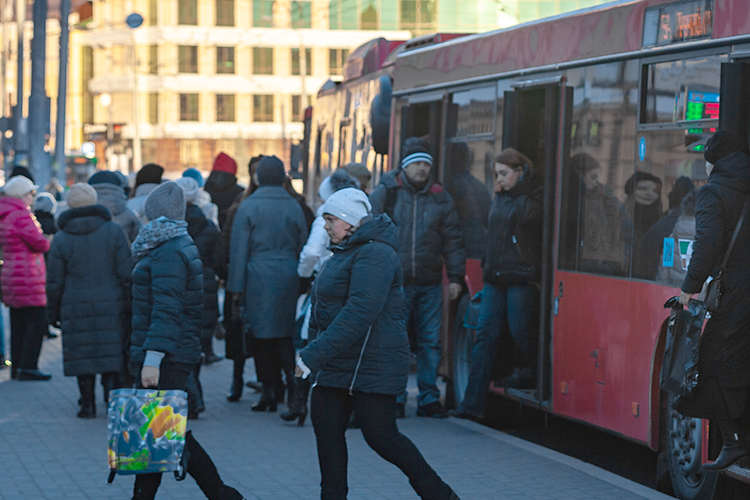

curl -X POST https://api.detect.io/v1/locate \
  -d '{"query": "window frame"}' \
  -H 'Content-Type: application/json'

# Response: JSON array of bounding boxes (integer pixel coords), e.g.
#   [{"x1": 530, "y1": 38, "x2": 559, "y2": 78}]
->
[
  {"x1": 216, "y1": 46, "x2": 235, "y2": 74},
  {"x1": 253, "y1": 47, "x2": 274, "y2": 75},
  {"x1": 180, "y1": 93, "x2": 200, "y2": 122},
  {"x1": 178, "y1": 0, "x2": 198, "y2": 26},
  {"x1": 291, "y1": 47, "x2": 312, "y2": 76},
  {"x1": 178, "y1": 45, "x2": 199, "y2": 74},
  {"x1": 216, "y1": 0, "x2": 235, "y2": 27},
  {"x1": 253, "y1": 94, "x2": 275, "y2": 122},
  {"x1": 216, "y1": 94, "x2": 236, "y2": 122}
]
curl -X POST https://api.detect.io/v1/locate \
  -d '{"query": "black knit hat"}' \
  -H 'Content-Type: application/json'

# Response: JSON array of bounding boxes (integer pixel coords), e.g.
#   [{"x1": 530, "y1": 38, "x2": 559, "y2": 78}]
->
[
  {"x1": 256, "y1": 156, "x2": 286, "y2": 186},
  {"x1": 400, "y1": 137, "x2": 433, "y2": 169},
  {"x1": 704, "y1": 129, "x2": 749, "y2": 164},
  {"x1": 625, "y1": 171, "x2": 662, "y2": 196},
  {"x1": 88, "y1": 170, "x2": 122, "y2": 187},
  {"x1": 668, "y1": 176, "x2": 695, "y2": 209},
  {"x1": 134, "y1": 163, "x2": 164, "y2": 189},
  {"x1": 10, "y1": 165, "x2": 34, "y2": 183}
]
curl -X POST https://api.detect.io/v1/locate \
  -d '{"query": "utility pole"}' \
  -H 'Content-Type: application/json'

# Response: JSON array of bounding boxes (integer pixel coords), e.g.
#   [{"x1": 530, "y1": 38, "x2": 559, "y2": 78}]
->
[
  {"x1": 13, "y1": 0, "x2": 28, "y2": 168},
  {"x1": 54, "y1": 0, "x2": 70, "y2": 184},
  {"x1": 29, "y1": 0, "x2": 50, "y2": 188}
]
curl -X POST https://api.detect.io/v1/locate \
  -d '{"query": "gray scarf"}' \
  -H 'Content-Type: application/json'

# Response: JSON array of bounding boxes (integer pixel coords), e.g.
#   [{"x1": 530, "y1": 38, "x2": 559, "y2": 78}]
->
[{"x1": 131, "y1": 216, "x2": 188, "y2": 261}]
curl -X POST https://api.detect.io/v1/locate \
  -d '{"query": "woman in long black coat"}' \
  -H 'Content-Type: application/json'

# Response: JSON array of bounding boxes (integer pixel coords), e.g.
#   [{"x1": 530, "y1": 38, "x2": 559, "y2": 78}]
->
[
  {"x1": 677, "y1": 130, "x2": 750, "y2": 470},
  {"x1": 46, "y1": 184, "x2": 132, "y2": 418}
]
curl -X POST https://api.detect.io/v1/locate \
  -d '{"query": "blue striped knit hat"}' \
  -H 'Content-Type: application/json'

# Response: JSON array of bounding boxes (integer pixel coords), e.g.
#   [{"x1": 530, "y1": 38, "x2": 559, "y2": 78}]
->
[{"x1": 400, "y1": 137, "x2": 433, "y2": 169}]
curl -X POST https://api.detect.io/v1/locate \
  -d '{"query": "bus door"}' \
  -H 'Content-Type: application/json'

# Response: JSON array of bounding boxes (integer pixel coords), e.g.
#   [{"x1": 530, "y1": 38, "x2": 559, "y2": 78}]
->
[
  {"x1": 398, "y1": 91, "x2": 445, "y2": 171},
  {"x1": 502, "y1": 78, "x2": 568, "y2": 404},
  {"x1": 720, "y1": 58, "x2": 750, "y2": 143}
]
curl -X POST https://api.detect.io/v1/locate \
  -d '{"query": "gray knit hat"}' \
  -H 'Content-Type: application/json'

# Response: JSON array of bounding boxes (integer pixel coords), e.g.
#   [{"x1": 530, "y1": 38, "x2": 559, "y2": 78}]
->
[
  {"x1": 67, "y1": 183, "x2": 98, "y2": 208},
  {"x1": 144, "y1": 181, "x2": 186, "y2": 221}
]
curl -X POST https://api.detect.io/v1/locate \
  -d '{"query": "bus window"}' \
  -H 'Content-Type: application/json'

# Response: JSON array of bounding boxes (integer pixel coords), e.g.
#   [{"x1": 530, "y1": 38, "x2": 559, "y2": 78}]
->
[{"x1": 559, "y1": 61, "x2": 640, "y2": 277}]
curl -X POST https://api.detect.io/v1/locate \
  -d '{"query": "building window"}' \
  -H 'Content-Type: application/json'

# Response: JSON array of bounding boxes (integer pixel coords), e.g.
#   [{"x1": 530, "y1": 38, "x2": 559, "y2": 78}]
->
[
  {"x1": 253, "y1": 94, "x2": 274, "y2": 122},
  {"x1": 217, "y1": 47, "x2": 235, "y2": 74},
  {"x1": 216, "y1": 94, "x2": 236, "y2": 122},
  {"x1": 148, "y1": 93, "x2": 158, "y2": 124},
  {"x1": 400, "y1": 0, "x2": 436, "y2": 31},
  {"x1": 329, "y1": 48, "x2": 349, "y2": 76},
  {"x1": 292, "y1": 94, "x2": 314, "y2": 119},
  {"x1": 216, "y1": 0, "x2": 235, "y2": 26},
  {"x1": 361, "y1": 0, "x2": 378, "y2": 30},
  {"x1": 253, "y1": 47, "x2": 274, "y2": 75},
  {"x1": 291, "y1": 48, "x2": 312, "y2": 76},
  {"x1": 253, "y1": 0, "x2": 274, "y2": 27},
  {"x1": 180, "y1": 94, "x2": 199, "y2": 121},
  {"x1": 148, "y1": 45, "x2": 158, "y2": 74},
  {"x1": 178, "y1": 46, "x2": 198, "y2": 73},
  {"x1": 329, "y1": 0, "x2": 358, "y2": 30},
  {"x1": 291, "y1": 1, "x2": 312, "y2": 28},
  {"x1": 179, "y1": 0, "x2": 198, "y2": 25},
  {"x1": 147, "y1": 0, "x2": 158, "y2": 25}
]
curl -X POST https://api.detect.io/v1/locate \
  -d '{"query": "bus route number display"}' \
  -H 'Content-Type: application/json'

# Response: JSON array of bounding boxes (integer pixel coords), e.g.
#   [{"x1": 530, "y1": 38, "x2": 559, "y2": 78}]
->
[{"x1": 642, "y1": 0, "x2": 713, "y2": 48}]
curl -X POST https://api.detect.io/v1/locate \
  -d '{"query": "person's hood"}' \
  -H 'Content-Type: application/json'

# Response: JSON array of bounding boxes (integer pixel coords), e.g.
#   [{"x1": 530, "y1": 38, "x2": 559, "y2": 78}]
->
[
  {"x1": 333, "y1": 214, "x2": 398, "y2": 253},
  {"x1": 709, "y1": 151, "x2": 750, "y2": 194},
  {"x1": 57, "y1": 205, "x2": 112, "y2": 235},
  {"x1": 672, "y1": 216, "x2": 696, "y2": 240},
  {"x1": 185, "y1": 203, "x2": 208, "y2": 239},
  {"x1": 91, "y1": 182, "x2": 127, "y2": 216},
  {"x1": 205, "y1": 170, "x2": 239, "y2": 191},
  {"x1": 133, "y1": 183, "x2": 159, "y2": 199},
  {"x1": 0, "y1": 196, "x2": 28, "y2": 221}
]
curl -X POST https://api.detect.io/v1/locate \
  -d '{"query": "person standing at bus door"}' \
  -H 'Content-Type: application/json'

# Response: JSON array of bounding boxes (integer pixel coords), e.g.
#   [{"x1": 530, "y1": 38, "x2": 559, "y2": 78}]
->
[
  {"x1": 369, "y1": 137, "x2": 465, "y2": 419},
  {"x1": 450, "y1": 149, "x2": 543, "y2": 421},
  {"x1": 0, "y1": 176, "x2": 51, "y2": 381},
  {"x1": 297, "y1": 188, "x2": 460, "y2": 500},
  {"x1": 205, "y1": 152, "x2": 245, "y2": 231},
  {"x1": 676, "y1": 129, "x2": 750, "y2": 471},
  {"x1": 88, "y1": 170, "x2": 142, "y2": 244},
  {"x1": 625, "y1": 170, "x2": 663, "y2": 276},
  {"x1": 344, "y1": 162, "x2": 372, "y2": 194},
  {"x1": 222, "y1": 155, "x2": 264, "y2": 402},
  {"x1": 46, "y1": 183, "x2": 132, "y2": 418},
  {"x1": 127, "y1": 163, "x2": 164, "y2": 225},
  {"x1": 227, "y1": 156, "x2": 307, "y2": 411}
]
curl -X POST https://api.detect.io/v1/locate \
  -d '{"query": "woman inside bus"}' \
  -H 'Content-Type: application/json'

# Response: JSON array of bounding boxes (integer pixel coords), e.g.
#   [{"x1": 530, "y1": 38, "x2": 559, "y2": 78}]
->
[
  {"x1": 676, "y1": 129, "x2": 750, "y2": 471},
  {"x1": 296, "y1": 188, "x2": 459, "y2": 500},
  {"x1": 450, "y1": 148, "x2": 543, "y2": 421}
]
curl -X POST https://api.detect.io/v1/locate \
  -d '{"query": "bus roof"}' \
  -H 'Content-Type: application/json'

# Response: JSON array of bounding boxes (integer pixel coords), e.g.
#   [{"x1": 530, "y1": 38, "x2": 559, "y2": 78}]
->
[{"x1": 393, "y1": 0, "x2": 747, "y2": 93}]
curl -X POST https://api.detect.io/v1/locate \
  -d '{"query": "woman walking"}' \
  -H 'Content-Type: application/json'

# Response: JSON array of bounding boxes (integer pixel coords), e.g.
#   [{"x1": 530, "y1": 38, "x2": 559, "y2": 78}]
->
[
  {"x1": 46, "y1": 183, "x2": 132, "y2": 418},
  {"x1": 129, "y1": 182, "x2": 243, "y2": 499},
  {"x1": 676, "y1": 129, "x2": 750, "y2": 470},
  {"x1": 450, "y1": 148, "x2": 543, "y2": 421},
  {"x1": 297, "y1": 188, "x2": 459, "y2": 500}
]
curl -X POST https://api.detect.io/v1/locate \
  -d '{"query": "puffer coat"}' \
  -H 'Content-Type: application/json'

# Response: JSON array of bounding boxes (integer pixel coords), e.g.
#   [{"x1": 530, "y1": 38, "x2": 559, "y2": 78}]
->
[
  {"x1": 46, "y1": 205, "x2": 132, "y2": 376},
  {"x1": 205, "y1": 171, "x2": 244, "y2": 230},
  {"x1": 130, "y1": 234, "x2": 203, "y2": 367},
  {"x1": 682, "y1": 151, "x2": 750, "y2": 389},
  {"x1": 369, "y1": 170, "x2": 465, "y2": 286},
  {"x1": 92, "y1": 182, "x2": 142, "y2": 243},
  {"x1": 227, "y1": 186, "x2": 307, "y2": 340},
  {"x1": 299, "y1": 214, "x2": 410, "y2": 396},
  {"x1": 0, "y1": 196, "x2": 50, "y2": 308}
]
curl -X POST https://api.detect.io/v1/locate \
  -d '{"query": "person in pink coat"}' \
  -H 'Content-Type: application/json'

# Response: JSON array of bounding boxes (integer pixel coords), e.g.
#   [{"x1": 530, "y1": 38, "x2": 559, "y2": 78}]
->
[{"x1": 0, "y1": 175, "x2": 52, "y2": 381}]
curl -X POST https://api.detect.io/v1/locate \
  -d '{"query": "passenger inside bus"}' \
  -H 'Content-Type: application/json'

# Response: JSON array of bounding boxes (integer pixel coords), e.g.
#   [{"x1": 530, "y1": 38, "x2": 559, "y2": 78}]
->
[{"x1": 624, "y1": 170, "x2": 663, "y2": 260}]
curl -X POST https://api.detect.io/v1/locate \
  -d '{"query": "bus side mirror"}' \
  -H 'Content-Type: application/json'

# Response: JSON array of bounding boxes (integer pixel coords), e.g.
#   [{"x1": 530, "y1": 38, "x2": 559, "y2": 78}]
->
[{"x1": 370, "y1": 75, "x2": 392, "y2": 155}]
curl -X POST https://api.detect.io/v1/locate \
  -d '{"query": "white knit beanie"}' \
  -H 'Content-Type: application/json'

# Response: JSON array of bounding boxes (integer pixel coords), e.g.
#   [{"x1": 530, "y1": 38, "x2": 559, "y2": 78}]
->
[
  {"x1": 322, "y1": 188, "x2": 372, "y2": 227},
  {"x1": 174, "y1": 176, "x2": 200, "y2": 204}
]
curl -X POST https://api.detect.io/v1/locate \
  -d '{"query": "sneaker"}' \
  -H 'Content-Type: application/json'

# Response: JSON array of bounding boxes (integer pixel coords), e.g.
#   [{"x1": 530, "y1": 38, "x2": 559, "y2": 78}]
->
[
  {"x1": 395, "y1": 403, "x2": 405, "y2": 419},
  {"x1": 417, "y1": 401, "x2": 448, "y2": 418}
]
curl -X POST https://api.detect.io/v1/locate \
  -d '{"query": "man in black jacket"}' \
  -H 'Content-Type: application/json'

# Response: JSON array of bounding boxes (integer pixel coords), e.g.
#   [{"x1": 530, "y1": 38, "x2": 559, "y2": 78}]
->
[{"x1": 370, "y1": 137, "x2": 465, "y2": 418}]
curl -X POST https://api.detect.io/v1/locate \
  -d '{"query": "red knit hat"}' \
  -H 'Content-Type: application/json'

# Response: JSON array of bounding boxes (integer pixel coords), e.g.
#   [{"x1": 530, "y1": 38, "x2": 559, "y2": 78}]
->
[{"x1": 213, "y1": 152, "x2": 237, "y2": 175}]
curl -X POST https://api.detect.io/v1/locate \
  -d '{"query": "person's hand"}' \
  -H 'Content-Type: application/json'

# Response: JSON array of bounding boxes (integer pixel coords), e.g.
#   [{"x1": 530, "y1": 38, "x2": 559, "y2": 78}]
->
[
  {"x1": 295, "y1": 355, "x2": 311, "y2": 379},
  {"x1": 678, "y1": 291, "x2": 693, "y2": 306},
  {"x1": 448, "y1": 283, "x2": 462, "y2": 301},
  {"x1": 141, "y1": 366, "x2": 160, "y2": 388}
]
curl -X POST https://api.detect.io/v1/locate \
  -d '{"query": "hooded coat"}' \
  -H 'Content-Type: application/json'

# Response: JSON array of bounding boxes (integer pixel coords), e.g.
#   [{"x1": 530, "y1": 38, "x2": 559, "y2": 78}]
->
[
  {"x1": 91, "y1": 182, "x2": 142, "y2": 243},
  {"x1": 681, "y1": 151, "x2": 750, "y2": 391},
  {"x1": 227, "y1": 186, "x2": 307, "y2": 339},
  {"x1": 46, "y1": 205, "x2": 132, "y2": 376},
  {"x1": 0, "y1": 196, "x2": 50, "y2": 308},
  {"x1": 205, "y1": 171, "x2": 244, "y2": 230},
  {"x1": 299, "y1": 214, "x2": 410, "y2": 396}
]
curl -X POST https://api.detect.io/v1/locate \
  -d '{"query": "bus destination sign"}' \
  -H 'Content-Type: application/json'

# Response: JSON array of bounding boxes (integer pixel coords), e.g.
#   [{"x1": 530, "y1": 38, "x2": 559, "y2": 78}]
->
[{"x1": 642, "y1": 0, "x2": 713, "y2": 48}]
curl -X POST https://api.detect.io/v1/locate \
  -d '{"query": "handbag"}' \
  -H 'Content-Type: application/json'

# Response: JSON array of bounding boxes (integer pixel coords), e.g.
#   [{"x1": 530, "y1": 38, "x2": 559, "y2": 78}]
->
[
  {"x1": 660, "y1": 297, "x2": 707, "y2": 396},
  {"x1": 701, "y1": 195, "x2": 750, "y2": 313},
  {"x1": 107, "y1": 388, "x2": 188, "y2": 482}
]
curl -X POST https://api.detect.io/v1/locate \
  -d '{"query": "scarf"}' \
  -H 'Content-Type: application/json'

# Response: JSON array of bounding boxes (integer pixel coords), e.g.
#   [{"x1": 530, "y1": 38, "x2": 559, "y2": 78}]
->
[{"x1": 131, "y1": 216, "x2": 188, "y2": 261}]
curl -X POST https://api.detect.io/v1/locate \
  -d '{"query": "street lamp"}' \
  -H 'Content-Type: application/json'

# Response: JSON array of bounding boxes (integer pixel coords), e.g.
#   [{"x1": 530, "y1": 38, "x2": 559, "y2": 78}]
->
[{"x1": 98, "y1": 92, "x2": 113, "y2": 167}]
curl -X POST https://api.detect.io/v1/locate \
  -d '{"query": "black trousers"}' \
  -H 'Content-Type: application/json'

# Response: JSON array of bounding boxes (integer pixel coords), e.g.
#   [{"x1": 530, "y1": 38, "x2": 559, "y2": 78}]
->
[
  {"x1": 310, "y1": 386, "x2": 452, "y2": 500},
  {"x1": 131, "y1": 363, "x2": 226, "y2": 500},
  {"x1": 10, "y1": 306, "x2": 46, "y2": 371},
  {"x1": 253, "y1": 338, "x2": 294, "y2": 393}
]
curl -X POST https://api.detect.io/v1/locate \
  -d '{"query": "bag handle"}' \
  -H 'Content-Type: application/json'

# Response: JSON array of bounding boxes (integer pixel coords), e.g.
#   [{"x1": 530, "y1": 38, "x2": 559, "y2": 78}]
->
[{"x1": 719, "y1": 195, "x2": 750, "y2": 272}]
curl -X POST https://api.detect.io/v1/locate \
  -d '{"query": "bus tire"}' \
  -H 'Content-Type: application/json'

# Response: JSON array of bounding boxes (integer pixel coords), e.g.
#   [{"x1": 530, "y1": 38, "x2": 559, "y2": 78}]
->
[
  {"x1": 451, "y1": 294, "x2": 474, "y2": 407},
  {"x1": 666, "y1": 391, "x2": 718, "y2": 500}
]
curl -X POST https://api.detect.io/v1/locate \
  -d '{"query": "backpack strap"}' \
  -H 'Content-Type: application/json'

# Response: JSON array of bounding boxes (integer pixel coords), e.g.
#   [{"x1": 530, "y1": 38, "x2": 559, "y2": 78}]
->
[{"x1": 720, "y1": 195, "x2": 750, "y2": 271}]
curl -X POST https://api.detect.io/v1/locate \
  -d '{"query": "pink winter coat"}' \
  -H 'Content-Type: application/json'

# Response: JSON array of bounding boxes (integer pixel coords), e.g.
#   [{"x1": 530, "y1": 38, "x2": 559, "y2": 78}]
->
[{"x1": 0, "y1": 196, "x2": 50, "y2": 308}]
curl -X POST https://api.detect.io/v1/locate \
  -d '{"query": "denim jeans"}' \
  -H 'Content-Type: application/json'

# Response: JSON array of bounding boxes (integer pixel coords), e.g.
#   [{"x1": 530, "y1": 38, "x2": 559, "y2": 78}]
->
[
  {"x1": 310, "y1": 386, "x2": 453, "y2": 500},
  {"x1": 457, "y1": 283, "x2": 539, "y2": 417},
  {"x1": 398, "y1": 284, "x2": 443, "y2": 407}
]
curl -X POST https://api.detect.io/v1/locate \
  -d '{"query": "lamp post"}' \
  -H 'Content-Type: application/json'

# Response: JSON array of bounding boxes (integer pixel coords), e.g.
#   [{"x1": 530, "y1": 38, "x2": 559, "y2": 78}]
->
[
  {"x1": 126, "y1": 13, "x2": 143, "y2": 173},
  {"x1": 98, "y1": 92, "x2": 113, "y2": 168}
]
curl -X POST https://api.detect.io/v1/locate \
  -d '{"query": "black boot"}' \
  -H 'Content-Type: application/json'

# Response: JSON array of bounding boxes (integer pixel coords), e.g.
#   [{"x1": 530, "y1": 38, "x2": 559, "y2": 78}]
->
[
  {"x1": 702, "y1": 419, "x2": 750, "y2": 470},
  {"x1": 251, "y1": 388, "x2": 277, "y2": 412},
  {"x1": 185, "y1": 431, "x2": 245, "y2": 500},
  {"x1": 280, "y1": 376, "x2": 310, "y2": 426},
  {"x1": 227, "y1": 360, "x2": 244, "y2": 402},
  {"x1": 101, "y1": 372, "x2": 119, "y2": 405},
  {"x1": 77, "y1": 375, "x2": 96, "y2": 418}
]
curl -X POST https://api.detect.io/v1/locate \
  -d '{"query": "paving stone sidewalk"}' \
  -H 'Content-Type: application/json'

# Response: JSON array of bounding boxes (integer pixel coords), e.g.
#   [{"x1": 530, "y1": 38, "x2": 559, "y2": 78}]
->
[{"x1": 0, "y1": 332, "x2": 674, "y2": 500}]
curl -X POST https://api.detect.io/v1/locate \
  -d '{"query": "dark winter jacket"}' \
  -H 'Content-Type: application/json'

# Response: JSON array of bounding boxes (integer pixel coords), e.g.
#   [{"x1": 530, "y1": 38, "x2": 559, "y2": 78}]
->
[
  {"x1": 369, "y1": 170, "x2": 465, "y2": 286},
  {"x1": 185, "y1": 204, "x2": 225, "y2": 337},
  {"x1": 483, "y1": 182, "x2": 543, "y2": 285},
  {"x1": 226, "y1": 186, "x2": 307, "y2": 339},
  {"x1": 46, "y1": 205, "x2": 132, "y2": 376},
  {"x1": 130, "y1": 234, "x2": 203, "y2": 367},
  {"x1": 681, "y1": 151, "x2": 750, "y2": 388},
  {"x1": 33, "y1": 210, "x2": 57, "y2": 236},
  {"x1": 300, "y1": 214, "x2": 410, "y2": 396},
  {"x1": 205, "y1": 171, "x2": 244, "y2": 230},
  {"x1": 91, "y1": 182, "x2": 142, "y2": 243}
]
